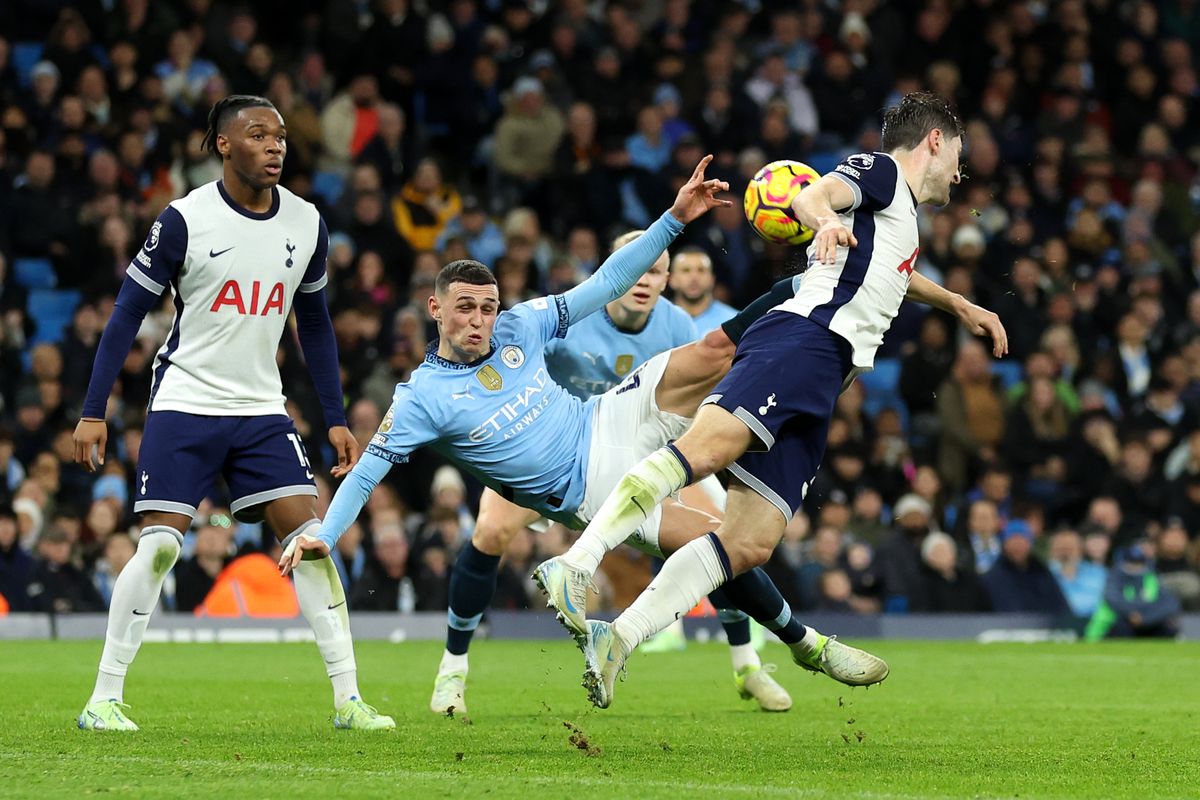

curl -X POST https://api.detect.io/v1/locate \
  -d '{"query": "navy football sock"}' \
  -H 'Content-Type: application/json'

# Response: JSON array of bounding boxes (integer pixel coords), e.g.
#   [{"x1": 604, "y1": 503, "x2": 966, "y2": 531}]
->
[
  {"x1": 445, "y1": 541, "x2": 501, "y2": 656},
  {"x1": 721, "y1": 567, "x2": 807, "y2": 645},
  {"x1": 708, "y1": 587, "x2": 752, "y2": 647}
]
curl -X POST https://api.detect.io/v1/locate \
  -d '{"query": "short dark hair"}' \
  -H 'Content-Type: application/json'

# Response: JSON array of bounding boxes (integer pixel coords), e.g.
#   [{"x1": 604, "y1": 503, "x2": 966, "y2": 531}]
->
[
  {"x1": 202, "y1": 94, "x2": 277, "y2": 156},
  {"x1": 435, "y1": 260, "x2": 498, "y2": 294},
  {"x1": 880, "y1": 91, "x2": 964, "y2": 153}
]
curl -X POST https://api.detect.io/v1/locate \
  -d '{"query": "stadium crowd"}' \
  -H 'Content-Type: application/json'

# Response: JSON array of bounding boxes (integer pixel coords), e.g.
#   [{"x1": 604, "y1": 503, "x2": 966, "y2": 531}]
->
[{"x1": 1, "y1": 0, "x2": 1199, "y2": 637}]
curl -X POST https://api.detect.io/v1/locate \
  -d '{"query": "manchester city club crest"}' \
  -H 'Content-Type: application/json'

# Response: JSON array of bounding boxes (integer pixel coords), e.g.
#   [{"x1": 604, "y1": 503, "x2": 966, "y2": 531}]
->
[
  {"x1": 144, "y1": 220, "x2": 162, "y2": 251},
  {"x1": 501, "y1": 345, "x2": 525, "y2": 369},
  {"x1": 615, "y1": 354, "x2": 634, "y2": 377},
  {"x1": 379, "y1": 406, "x2": 394, "y2": 433},
  {"x1": 477, "y1": 365, "x2": 504, "y2": 391}
]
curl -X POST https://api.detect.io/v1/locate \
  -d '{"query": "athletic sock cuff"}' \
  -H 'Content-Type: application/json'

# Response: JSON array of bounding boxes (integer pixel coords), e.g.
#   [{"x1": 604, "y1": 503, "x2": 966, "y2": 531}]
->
[
  {"x1": 460, "y1": 540, "x2": 502, "y2": 572},
  {"x1": 279, "y1": 518, "x2": 322, "y2": 552},
  {"x1": 140, "y1": 524, "x2": 184, "y2": 547},
  {"x1": 705, "y1": 532, "x2": 733, "y2": 581},
  {"x1": 665, "y1": 442, "x2": 694, "y2": 485}
]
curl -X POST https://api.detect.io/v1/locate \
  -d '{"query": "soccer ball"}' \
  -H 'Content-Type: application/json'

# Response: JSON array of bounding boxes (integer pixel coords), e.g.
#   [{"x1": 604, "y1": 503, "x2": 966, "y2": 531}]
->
[{"x1": 743, "y1": 160, "x2": 822, "y2": 245}]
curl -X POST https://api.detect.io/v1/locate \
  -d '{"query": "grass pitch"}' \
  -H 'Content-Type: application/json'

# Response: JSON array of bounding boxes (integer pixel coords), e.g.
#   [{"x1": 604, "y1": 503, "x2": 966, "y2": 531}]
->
[{"x1": 1, "y1": 639, "x2": 1197, "y2": 799}]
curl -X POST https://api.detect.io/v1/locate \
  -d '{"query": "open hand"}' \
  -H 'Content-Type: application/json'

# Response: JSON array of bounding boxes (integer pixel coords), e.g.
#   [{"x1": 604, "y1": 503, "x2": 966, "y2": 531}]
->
[
  {"x1": 810, "y1": 218, "x2": 858, "y2": 265},
  {"x1": 279, "y1": 532, "x2": 331, "y2": 576},
  {"x1": 668, "y1": 155, "x2": 732, "y2": 225}
]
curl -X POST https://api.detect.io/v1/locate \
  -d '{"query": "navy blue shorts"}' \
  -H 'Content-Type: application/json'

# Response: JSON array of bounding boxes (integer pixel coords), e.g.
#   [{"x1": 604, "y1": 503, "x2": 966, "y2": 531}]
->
[
  {"x1": 704, "y1": 312, "x2": 853, "y2": 521},
  {"x1": 134, "y1": 412, "x2": 318, "y2": 523}
]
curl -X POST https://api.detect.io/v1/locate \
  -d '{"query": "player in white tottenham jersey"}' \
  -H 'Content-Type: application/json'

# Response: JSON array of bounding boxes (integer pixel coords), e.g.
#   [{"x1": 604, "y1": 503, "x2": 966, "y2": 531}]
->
[
  {"x1": 73, "y1": 96, "x2": 392, "y2": 731},
  {"x1": 539, "y1": 92, "x2": 1011, "y2": 708}
]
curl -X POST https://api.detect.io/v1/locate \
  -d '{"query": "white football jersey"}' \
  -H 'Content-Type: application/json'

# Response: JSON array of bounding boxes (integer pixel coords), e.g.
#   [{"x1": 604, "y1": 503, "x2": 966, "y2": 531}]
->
[
  {"x1": 125, "y1": 181, "x2": 329, "y2": 416},
  {"x1": 776, "y1": 152, "x2": 920, "y2": 369}
]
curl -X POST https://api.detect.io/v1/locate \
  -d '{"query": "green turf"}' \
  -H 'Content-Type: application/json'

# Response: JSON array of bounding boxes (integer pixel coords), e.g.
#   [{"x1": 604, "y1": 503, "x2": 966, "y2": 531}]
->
[{"x1": 1, "y1": 639, "x2": 1197, "y2": 799}]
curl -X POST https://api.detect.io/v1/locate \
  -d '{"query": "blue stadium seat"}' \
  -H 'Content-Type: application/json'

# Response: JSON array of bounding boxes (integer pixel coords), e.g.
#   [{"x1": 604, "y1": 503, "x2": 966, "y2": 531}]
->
[
  {"x1": 311, "y1": 170, "x2": 345, "y2": 206},
  {"x1": 13, "y1": 257, "x2": 56, "y2": 289},
  {"x1": 11, "y1": 42, "x2": 44, "y2": 88},
  {"x1": 991, "y1": 360, "x2": 1025, "y2": 391},
  {"x1": 28, "y1": 289, "x2": 82, "y2": 345}
]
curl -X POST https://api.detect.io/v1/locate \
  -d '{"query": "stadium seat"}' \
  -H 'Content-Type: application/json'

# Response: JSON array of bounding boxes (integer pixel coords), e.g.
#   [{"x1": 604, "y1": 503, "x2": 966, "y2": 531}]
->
[
  {"x1": 13, "y1": 257, "x2": 56, "y2": 289},
  {"x1": 991, "y1": 360, "x2": 1025, "y2": 391},
  {"x1": 311, "y1": 170, "x2": 345, "y2": 206},
  {"x1": 27, "y1": 289, "x2": 82, "y2": 345},
  {"x1": 11, "y1": 42, "x2": 44, "y2": 88}
]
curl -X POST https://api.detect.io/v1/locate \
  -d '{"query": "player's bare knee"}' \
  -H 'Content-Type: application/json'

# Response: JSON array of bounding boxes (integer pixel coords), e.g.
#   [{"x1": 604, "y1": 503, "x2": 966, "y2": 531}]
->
[{"x1": 472, "y1": 519, "x2": 516, "y2": 556}]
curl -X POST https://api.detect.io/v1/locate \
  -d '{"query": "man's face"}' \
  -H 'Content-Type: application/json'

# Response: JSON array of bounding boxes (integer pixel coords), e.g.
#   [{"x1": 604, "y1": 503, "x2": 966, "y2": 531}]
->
[
  {"x1": 668, "y1": 252, "x2": 714, "y2": 303},
  {"x1": 218, "y1": 106, "x2": 287, "y2": 191},
  {"x1": 613, "y1": 253, "x2": 669, "y2": 316},
  {"x1": 430, "y1": 281, "x2": 500, "y2": 361},
  {"x1": 926, "y1": 132, "x2": 963, "y2": 206}
]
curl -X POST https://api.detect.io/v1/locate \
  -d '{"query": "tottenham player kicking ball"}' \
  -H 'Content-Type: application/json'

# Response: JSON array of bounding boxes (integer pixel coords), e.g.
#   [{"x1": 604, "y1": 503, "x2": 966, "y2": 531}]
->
[
  {"x1": 74, "y1": 96, "x2": 392, "y2": 731},
  {"x1": 542, "y1": 91, "x2": 1010, "y2": 708}
]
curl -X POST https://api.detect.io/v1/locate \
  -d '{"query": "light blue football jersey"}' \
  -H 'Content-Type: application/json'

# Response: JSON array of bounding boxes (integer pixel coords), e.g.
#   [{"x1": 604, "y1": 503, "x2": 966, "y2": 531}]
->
[
  {"x1": 690, "y1": 298, "x2": 739, "y2": 334},
  {"x1": 365, "y1": 297, "x2": 595, "y2": 525},
  {"x1": 545, "y1": 298, "x2": 698, "y2": 399}
]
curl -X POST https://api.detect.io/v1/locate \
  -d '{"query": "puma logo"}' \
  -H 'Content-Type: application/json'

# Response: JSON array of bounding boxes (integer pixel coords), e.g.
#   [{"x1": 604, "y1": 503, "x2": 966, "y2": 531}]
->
[{"x1": 758, "y1": 394, "x2": 777, "y2": 415}]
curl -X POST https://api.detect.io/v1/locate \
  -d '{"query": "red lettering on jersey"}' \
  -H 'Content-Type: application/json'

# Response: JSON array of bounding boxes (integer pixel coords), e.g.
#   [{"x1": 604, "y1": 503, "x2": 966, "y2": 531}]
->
[
  {"x1": 210, "y1": 280, "x2": 246, "y2": 314},
  {"x1": 249, "y1": 280, "x2": 261, "y2": 315},
  {"x1": 897, "y1": 247, "x2": 919, "y2": 276},
  {"x1": 261, "y1": 282, "x2": 285, "y2": 315}
]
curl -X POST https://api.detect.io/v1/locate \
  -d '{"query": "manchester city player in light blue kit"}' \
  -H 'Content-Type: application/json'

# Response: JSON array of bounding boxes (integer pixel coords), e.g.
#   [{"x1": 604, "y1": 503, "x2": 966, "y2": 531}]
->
[
  {"x1": 280, "y1": 158, "x2": 813, "y2": 715},
  {"x1": 543, "y1": 229, "x2": 789, "y2": 710},
  {"x1": 544, "y1": 229, "x2": 697, "y2": 400},
  {"x1": 668, "y1": 247, "x2": 738, "y2": 332}
]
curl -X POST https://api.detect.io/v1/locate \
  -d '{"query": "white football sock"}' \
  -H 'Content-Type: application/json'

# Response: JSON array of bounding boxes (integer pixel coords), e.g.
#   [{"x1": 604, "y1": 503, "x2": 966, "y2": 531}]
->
[
  {"x1": 566, "y1": 446, "x2": 690, "y2": 575},
  {"x1": 730, "y1": 643, "x2": 761, "y2": 672},
  {"x1": 90, "y1": 525, "x2": 182, "y2": 704},
  {"x1": 439, "y1": 649, "x2": 469, "y2": 675},
  {"x1": 613, "y1": 534, "x2": 729, "y2": 653},
  {"x1": 291, "y1": 531, "x2": 360, "y2": 708}
]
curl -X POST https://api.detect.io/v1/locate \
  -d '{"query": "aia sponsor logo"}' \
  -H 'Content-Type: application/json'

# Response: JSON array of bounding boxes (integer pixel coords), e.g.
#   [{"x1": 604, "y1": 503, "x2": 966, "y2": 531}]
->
[{"x1": 210, "y1": 280, "x2": 287, "y2": 315}]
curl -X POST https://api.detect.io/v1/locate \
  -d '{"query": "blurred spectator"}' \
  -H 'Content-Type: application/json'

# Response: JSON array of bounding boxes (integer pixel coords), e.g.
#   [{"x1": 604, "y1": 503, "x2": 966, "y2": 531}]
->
[
  {"x1": 1048, "y1": 529, "x2": 1107, "y2": 618},
  {"x1": 982, "y1": 520, "x2": 1070, "y2": 614},
  {"x1": 877, "y1": 493, "x2": 933, "y2": 613},
  {"x1": 391, "y1": 158, "x2": 462, "y2": 251},
  {"x1": 1154, "y1": 519, "x2": 1200, "y2": 611},
  {"x1": 1085, "y1": 544, "x2": 1182, "y2": 640},
  {"x1": 435, "y1": 195, "x2": 505, "y2": 267},
  {"x1": 92, "y1": 532, "x2": 134, "y2": 607},
  {"x1": 351, "y1": 514, "x2": 415, "y2": 612},
  {"x1": 937, "y1": 341, "x2": 1005, "y2": 494},
  {"x1": 0, "y1": 505, "x2": 33, "y2": 611},
  {"x1": 915, "y1": 531, "x2": 991, "y2": 612},
  {"x1": 493, "y1": 77, "x2": 564, "y2": 212},
  {"x1": 26, "y1": 526, "x2": 105, "y2": 613}
]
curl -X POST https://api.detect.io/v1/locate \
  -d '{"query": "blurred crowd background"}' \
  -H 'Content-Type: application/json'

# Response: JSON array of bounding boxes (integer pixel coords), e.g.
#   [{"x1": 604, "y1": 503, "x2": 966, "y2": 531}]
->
[{"x1": 1, "y1": 0, "x2": 1199, "y2": 637}]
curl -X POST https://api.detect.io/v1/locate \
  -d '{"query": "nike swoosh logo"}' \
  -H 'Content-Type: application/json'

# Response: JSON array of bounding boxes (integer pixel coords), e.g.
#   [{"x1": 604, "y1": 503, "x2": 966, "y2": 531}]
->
[
  {"x1": 132, "y1": 609, "x2": 150, "y2": 616},
  {"x1": 328, "y1": 601, "x2": 346, "y2": 610},
  {"x1": 631, "y1": 496, "x2": 646, "y2": 516},
  {"x1": 209, "y1": 246, "x2": 235, "y2": 258}
]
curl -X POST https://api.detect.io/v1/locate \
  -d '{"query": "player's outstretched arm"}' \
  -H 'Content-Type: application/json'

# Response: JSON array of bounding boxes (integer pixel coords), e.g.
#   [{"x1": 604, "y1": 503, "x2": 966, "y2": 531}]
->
[
  {"x1": 792, "y1": 175, "x2": 859, "y2": 265},
  {"x1": 906, "y1": 271, "x2": 1008, "y2": 358},
  {"x1": 279, "y1": 450, "x2": 393, "y2": 575},
  {"x1": 559, "y1": 156, "x2": 730, "y2": 325}
]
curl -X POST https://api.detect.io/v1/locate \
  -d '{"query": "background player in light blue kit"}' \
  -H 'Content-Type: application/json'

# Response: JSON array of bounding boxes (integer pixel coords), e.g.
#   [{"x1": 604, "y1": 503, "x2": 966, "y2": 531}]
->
[
  {"x1": 668, "y1": 247, "x2": 738, "y2": 332},
  {"x1": 280, "y1": 158, "x2": 814, "y2": 717},
  {"x1": 73, "y1": 95, "x2": 392, "y2": 731},
  {"x1": 545, "y1": 230, "x2": 696, "y2": 400}
]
